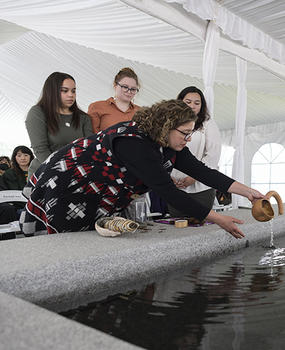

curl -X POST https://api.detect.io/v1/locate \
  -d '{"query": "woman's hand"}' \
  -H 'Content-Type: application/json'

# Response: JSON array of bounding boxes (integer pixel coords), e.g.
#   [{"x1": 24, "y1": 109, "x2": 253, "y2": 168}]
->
[
  {"x1": 180, "y1": 176, "x2": 195, "y2": 188},
  {"x1": 207, "y1": 210, "x2": 245, "y2": 239},
  {"x1": 172, "y1": 176, "x2": 195, "y2": 189},
  {"x1": 246, "y1": 188, "x2": 264, "y2": 203},
  {"x1": 228, "y1": 182, "x2": 264, "y2": 204}
]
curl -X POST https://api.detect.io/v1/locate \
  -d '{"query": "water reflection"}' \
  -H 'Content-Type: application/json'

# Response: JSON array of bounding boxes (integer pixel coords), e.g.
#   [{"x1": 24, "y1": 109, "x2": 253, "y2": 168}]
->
[{"x1": 62, "y1": 236, "x2": 285, "y2": 350}]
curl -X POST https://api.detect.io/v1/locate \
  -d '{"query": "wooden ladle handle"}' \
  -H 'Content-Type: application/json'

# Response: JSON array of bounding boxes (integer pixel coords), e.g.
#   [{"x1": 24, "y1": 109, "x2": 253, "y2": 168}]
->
[{"x1": 265, "y1": 191, "x2": 284, "y2": 215}]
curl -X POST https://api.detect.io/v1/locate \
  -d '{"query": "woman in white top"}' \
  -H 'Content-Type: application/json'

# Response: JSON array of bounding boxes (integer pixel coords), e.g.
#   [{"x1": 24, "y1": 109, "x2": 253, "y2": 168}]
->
[{"x1": 169, "y1": 86, "x2": 221, "y2": 216}]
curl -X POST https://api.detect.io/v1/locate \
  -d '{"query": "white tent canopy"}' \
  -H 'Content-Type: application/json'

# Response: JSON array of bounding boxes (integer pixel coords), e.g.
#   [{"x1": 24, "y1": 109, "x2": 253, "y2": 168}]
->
[{"x1": 0, "y1": 0, "x2": 285, "y2": 195}]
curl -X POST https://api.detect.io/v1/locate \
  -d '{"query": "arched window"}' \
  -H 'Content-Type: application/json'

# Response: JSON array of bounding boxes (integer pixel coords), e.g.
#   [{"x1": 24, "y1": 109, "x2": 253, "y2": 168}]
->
[
  {"x1": 219, "y1": 145, "x2": 235, "y2": 177},
  {"x1": 251, "y1": 143, "x2": 285, "y2": 199}
]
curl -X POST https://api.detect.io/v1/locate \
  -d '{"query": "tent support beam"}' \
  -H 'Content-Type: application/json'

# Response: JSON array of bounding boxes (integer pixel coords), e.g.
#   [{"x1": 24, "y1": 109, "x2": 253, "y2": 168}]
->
[{"x1": 121, "y1": 0, "x2": 285, "y2": 80}]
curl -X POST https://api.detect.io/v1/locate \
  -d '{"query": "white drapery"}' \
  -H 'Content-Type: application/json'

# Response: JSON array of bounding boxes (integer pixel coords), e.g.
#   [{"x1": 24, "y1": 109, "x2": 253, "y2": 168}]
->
[
  {"x1": 165, "y1": 0, "x2": 285, "y2": 64},
  {"x1": 0, "y1": 30, "x2": 206, "y2": 154},
  {"x1": 0, "y1": 0, "x2": 284, "y2": 164},
  {"x1": 231, "y1": 58, "x2": 247, "y2": 209},
  {"x1": 202, "y1": 20, "x2": 220, "y2": 118}
]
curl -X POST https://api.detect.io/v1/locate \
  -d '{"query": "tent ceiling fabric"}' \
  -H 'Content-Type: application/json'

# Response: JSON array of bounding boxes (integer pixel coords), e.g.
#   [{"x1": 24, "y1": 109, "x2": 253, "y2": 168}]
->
[
  {"x1": 219, "y1": 0, "x2": 285, "y2": 45},
  {"x1": 0, "y1": 19, "x2": 28, "y2": 44},
  {"x1": 0, "y1": 0, "x2": 285, "y2": 149},
  {"x1": 0, "y1": 0, "x2": 207, "y2": 76},
  {"x1": 166, "y1": 0, "x2": 285, "y2": 64}
]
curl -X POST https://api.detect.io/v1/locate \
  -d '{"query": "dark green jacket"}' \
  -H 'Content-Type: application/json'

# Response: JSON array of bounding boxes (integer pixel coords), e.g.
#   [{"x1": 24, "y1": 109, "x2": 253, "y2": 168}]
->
[
  {"x1": 0, "y1": 168, "x2": 27, "y2": 210},
  {"x1": 0, "y1": 168, "x2": 27, "y2": 191}
]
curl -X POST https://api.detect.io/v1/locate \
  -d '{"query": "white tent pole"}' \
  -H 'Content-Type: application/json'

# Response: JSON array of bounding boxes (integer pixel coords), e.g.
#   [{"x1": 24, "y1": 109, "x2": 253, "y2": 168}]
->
[
  {"x1": 202, "y1": 20, "x2": 220, "y2": 118},
  {"x1": 232, "y1": 57, "x2": 247, "y2": 209}
]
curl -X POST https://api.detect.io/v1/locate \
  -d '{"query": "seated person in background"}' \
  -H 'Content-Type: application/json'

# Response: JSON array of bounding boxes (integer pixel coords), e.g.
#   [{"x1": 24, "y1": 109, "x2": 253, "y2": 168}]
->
[
  {"x1": 26, "y1": 71, "x2": 93, "y2": 177},
  {"x1": 88, "y1": 67, "x2": 140, "y2": 133},
  {"x1": 0, "y1": 156, "x2": 11, "y2": 176},
  {"x1": 0, "y1": 203, "x2": 17, "y2": 225},
  {"x1": 169, "y1": 86, "x2": 221, "y2": 216},
  {"x1": 0, "y1": 145, "x2": 34, "y2": 218},
  {"x1": 20, "y1": 99, "x2": 263, "y2": 239},
  {"x1": 0, "y1": 155, "x2": 16, "y2": 225}
]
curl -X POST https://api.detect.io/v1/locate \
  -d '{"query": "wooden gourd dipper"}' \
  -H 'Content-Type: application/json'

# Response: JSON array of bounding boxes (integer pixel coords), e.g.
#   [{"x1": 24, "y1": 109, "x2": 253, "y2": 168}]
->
[{"x1": 251, "y1": 191, "x2": 284, "y2": 222}]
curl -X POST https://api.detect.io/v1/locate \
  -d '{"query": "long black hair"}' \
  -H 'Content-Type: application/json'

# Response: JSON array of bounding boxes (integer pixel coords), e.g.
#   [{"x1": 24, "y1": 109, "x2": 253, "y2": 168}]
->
[
  {"x1": 177, "y1": 86, "x2": 210, "y2": 131},
  {"x1": 11, "y1": 145, "x2": 34, "y2": 175},
  {"x1": 37, "y1": 72, "x2": 87, "y2": 134}
]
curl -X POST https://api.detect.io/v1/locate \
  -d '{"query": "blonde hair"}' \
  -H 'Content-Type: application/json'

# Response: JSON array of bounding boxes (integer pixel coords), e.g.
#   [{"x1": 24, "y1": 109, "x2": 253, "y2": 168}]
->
[{"x1": 133, "y1": 99, "x2": 197, "y2": 147}]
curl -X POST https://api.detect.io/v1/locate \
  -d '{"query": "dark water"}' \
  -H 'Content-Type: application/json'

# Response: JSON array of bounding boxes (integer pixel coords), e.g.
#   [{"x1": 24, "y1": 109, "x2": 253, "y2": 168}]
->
[{"x1": 61, "y1": 236, "x2": 285, "y2": 350}]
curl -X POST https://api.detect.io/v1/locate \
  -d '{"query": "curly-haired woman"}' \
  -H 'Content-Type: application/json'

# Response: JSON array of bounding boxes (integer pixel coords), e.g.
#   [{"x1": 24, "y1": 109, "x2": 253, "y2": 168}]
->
[{"x1": 20, "y1": 100, "x2": 263, "y2": 238}]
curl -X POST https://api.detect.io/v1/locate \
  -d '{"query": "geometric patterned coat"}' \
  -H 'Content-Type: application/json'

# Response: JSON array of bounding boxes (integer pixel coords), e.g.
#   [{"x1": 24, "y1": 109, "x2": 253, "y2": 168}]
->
[{"x1": 20, "y1": 121, "x2": 176, "y2": 235}]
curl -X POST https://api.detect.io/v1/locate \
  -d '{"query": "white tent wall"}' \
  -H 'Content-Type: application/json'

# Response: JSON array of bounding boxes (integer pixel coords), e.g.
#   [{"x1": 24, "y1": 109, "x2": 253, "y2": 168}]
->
[
  {"x1": 0, "y1": 29, "x2": 208, "y2": 155},
  {"x1": 0, "y1": 0, "x2": 285, "y2": 191},
  {"x1": 0, "y1": 93, "x2": 28, "y2": 155},
  {"x1": 221, "y1": 121, "x2": 285, "y2": 188}
]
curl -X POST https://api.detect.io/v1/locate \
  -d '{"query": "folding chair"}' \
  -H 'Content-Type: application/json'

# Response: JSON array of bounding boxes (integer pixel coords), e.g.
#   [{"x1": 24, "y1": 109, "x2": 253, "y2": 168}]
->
[{"x1": 0, "y1": 190, "x2": 27, "y2": 240}]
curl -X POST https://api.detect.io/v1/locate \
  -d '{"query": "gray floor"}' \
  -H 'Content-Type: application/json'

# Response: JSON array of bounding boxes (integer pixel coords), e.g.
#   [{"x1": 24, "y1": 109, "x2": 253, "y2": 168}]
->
[{"x1": 0, "y1": 207, "x2": 284, "y2": 350}]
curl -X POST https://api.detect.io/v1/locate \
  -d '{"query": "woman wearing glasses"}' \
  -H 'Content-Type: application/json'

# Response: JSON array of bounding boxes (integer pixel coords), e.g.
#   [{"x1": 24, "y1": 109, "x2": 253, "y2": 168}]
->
[
  {"x1": 20, "y1": 99, "x2": 263, "y2": 239},
  {"x1": 169, "y1": 86, "x2": 222, "y2": 216},
  {"x1": 88, "y1": 67, "x2": 140, "y2": 133}
]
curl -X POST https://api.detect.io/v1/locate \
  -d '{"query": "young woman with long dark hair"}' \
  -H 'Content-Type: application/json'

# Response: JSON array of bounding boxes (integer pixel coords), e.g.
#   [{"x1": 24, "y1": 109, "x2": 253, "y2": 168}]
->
[
  {"x1": 169, "y1": 86, "x2": 222, "y2": 215},
  {"x1": 0, "y1": 145, "x2": 34, "y2": 190},
  {"x1": 0, "y1": 145, "x2": 34, "y2": 219},
  {"x1": 26, "y1": 72, "x2": 93, "y2": 176}
]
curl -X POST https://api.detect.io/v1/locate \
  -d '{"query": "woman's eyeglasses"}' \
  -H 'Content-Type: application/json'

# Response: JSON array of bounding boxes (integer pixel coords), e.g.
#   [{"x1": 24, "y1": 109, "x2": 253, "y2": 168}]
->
[
  {"x1": 116, "y1": 83, "x2": 139, "y2": 94},
  {"x1": 175, "y1": 128, "x2": 194, "y2": 141}
]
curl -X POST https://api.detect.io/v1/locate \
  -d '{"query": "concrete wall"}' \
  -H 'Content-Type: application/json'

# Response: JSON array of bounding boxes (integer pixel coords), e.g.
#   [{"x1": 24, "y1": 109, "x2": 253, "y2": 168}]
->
[{"x1": 1, "y1": 207, "x2": 285, "y2": 349}]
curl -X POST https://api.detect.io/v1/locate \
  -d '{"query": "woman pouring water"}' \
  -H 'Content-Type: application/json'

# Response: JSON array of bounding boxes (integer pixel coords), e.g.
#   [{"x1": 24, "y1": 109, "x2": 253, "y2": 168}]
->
[{"x1": 20, "y1": 99, "x2": 264, "y2": 238}]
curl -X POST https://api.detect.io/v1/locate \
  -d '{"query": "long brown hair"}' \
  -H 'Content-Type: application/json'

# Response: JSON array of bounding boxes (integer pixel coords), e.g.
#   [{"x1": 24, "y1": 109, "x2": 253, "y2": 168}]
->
[
  {"x1": 37, "y1": 72, "x2": 87, "y2": 134},
  {"x1": 177, "y1": 86, "x2": 210, "y2": 131},
  {"x1": 133, "y1": 99, "x2": 197, "y2": 147}
]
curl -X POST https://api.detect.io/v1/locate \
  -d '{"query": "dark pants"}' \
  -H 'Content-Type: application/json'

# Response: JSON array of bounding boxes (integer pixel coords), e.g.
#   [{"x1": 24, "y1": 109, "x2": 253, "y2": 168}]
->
[
  {"x1": 0, "y1": 203, "x2": 17, "y2": 224},
  {"x1": 0, "y1": 203, "x2": 18, "y2": 240},
  {"x1": 168, "y1": 189, "x2": 216, "y2": 218}
]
